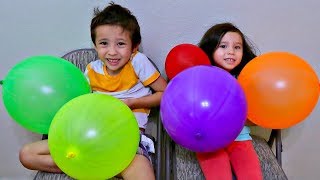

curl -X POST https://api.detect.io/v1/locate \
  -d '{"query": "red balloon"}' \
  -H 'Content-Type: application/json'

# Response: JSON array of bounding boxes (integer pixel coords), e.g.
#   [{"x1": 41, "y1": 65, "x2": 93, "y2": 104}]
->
[{"x1": 165, "y1": 43, "x2": 211, "y2": 80}]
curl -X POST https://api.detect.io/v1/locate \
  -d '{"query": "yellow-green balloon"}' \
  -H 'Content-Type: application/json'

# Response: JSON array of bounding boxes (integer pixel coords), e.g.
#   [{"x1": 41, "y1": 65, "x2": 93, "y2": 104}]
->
[
  {"x1": 48, "y1": 93, "x2": 139, "y2": 179},
  {"x1": 1, "y1": 56, "x2": 91, "y2": 134}
]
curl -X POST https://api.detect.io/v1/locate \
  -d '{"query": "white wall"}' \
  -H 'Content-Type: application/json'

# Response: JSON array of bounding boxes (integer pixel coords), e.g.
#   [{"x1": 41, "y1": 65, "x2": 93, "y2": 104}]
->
[
  {"x1": 0, "y1": 0, "x2": 99, "y2": 178},
  {"x1": 0, "y1": 0, "x2": 319, "y2": 179}
]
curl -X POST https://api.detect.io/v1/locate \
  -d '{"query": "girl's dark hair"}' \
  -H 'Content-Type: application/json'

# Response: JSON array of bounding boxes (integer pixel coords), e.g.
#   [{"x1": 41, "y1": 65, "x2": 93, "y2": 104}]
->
[
  {"x1": 90, "y1": 2, "x2": 141, "y2": 48},
  {"x1": 198, "y1": 22, "x2": 257, "y2": 76}
]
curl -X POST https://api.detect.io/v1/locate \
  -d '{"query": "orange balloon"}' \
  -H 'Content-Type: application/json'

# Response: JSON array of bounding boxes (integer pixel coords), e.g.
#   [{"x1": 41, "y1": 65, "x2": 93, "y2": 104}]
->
[{"x1": 238, "y1": 52, "x2": 319, "y2": 129}]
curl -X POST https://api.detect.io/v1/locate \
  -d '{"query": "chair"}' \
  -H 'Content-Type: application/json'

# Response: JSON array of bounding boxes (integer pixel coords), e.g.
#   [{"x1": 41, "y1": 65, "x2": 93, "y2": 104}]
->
[
  {"x1": 34, "y1": 48, "x2": 165, "y2": 180},
  {"x1": 164, "y1": 129, "x2": 288, "y2": 180}
]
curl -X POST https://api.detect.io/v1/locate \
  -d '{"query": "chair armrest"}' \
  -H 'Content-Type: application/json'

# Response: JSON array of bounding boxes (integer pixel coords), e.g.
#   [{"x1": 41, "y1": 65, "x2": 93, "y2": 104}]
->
[
  {"x1": 252, "y1": 135, "x2": 288, "y2": 180},
  {"x1": 34, "y1": 171, "x2": 72, "y2": 180},
  {"x1": 34, "y1": 171, "x2": 122, "y2": 180}
]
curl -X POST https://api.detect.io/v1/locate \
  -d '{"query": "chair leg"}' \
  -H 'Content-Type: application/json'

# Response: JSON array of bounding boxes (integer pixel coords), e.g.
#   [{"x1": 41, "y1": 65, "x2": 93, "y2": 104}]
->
[
  {"x1": 156, "y1": 114, "x2": 163, "y2": 180},
  {"x1": 275, "y1": 129, "x2": 282, "y2": 166},
  {"x1": 172, "y1": 140, "x2": 177, "y2": 180},
  {"x1": 267, "y1": 129, "x2": 283, "y2": 167},
  {"x1": 267, "y1": 129, "x2": 276, "y2": 147},
  {"x1": 165, "y1": 132, "x2": 172, "y2": 180}
]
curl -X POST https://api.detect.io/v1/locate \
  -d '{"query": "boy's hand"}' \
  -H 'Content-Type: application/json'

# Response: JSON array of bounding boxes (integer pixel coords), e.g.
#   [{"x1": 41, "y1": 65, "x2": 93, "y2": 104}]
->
[{"x1": 122, "y1": 99, "x2": 133, "y2": 109}]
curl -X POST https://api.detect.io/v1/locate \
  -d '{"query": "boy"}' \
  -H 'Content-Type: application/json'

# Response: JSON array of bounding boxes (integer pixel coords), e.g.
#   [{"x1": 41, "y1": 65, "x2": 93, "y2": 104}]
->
[{"x1": 19, "y1": 2, "x2": 167, "y2": 180}]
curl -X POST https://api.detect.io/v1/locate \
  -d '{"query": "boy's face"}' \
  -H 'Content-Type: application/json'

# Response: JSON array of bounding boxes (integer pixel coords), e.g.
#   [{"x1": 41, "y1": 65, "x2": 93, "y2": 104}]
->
[{"x1": 94, "y1": 25, "x2": 137, "y2": 76}]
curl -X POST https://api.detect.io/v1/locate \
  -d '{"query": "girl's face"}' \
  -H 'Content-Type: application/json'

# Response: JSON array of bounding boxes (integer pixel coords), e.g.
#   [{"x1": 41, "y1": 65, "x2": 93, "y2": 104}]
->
[
  {"x1": 94, "y1": 24, "x2": 138, "y2": 76},
  {"x1": 212, "y1": 32, "x2": 243, "y2": 72}
]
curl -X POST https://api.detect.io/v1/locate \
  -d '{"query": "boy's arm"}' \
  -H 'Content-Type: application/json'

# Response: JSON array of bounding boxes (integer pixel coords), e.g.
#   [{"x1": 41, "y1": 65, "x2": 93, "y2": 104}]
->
[{"x1": 122, "y1": 76, "x2": 167, "y2": 109}]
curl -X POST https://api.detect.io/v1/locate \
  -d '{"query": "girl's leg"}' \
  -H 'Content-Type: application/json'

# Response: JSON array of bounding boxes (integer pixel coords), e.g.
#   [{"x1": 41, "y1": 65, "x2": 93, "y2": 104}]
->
[
  {"x1": 196, "y1": 149, "x2": 232, "y2": 180},
  {"x1": 227, "y1": 141, "x2": 263, "y2": 180}
]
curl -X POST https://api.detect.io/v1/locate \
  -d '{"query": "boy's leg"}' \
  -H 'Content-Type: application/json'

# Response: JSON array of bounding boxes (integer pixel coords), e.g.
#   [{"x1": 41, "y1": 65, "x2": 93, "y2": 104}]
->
[
  {"x1": 19, "y1": 140, "x2": 62, "y2": 173},
  {"x1": 120, "y1": 154, "x2": 155, "y2": 180},
  {"x1": 119, "y1": 134, "x2": 155, "y2": 180},
  {"x1": 228, "y1": 141, "x2": 263, "y2": 180},
  {"x1": 196, "y1": 149, "x2": 233, "y2": 180}
]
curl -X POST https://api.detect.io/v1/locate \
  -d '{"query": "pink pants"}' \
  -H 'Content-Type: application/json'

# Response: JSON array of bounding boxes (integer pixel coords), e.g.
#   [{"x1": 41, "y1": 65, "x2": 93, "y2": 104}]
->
[{"x1": 196, "y1": 140, "x2": 263, "y2": 180}]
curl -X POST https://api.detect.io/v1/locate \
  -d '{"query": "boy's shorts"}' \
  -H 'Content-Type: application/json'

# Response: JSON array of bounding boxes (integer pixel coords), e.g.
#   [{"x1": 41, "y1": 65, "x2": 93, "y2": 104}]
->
[
  {"x1": 43, "y1": 133, "x2": 156, "y2": 164},
  {"x1": 137, "y1": 134, "x2": 155, "y2": 164}
]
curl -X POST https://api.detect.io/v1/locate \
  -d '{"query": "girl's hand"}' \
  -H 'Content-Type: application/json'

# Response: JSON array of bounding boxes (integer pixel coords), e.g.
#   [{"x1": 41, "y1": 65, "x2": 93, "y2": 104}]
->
[{"x1": 245, "y1": 119, "x2": 256, "y2": 126}]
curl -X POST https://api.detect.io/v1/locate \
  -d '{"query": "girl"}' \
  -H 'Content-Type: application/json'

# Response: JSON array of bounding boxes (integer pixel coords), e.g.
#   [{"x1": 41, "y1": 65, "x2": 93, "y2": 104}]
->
[{"x1": 196, "y1": 22, "x2": 263, "y2": 180}]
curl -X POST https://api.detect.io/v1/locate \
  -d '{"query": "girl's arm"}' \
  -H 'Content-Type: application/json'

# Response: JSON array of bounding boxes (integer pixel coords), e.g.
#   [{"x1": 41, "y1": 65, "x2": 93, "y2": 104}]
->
[
  {"x1": 122, "y1": 76, "x2": 167, "y2": 109},
  {"x1": 245, "y1": 118, "x2": 257, "y2": 126}
]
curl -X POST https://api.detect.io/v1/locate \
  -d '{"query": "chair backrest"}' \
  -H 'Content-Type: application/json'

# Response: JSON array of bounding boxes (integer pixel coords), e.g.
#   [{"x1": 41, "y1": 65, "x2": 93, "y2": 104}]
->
[
  {"x1": 62, "y1": 48, "x2": 98, "y2": 71},
  {"x1": 41, "y1": 48, "x2": 98, "y2": 140}
]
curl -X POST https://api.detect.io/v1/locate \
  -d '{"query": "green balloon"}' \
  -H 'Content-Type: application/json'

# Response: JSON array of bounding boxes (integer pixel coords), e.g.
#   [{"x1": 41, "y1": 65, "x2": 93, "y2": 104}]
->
[
  {"x1": 1, "y1": 56, "x2": 91, "y2": 134},
  {"x1": 48, "y1": 93, "x2": 139, "y2": 179}
]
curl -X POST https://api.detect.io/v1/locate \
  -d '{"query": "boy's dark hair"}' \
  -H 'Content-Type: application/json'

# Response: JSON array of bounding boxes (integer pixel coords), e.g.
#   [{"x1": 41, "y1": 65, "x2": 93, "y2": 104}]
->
[
  {"x1": 90, "y1": 2, "x2": 141, "y2": 48},
  {"x1": 198, "y1": 22, "x2": 257, "y2": 76}
]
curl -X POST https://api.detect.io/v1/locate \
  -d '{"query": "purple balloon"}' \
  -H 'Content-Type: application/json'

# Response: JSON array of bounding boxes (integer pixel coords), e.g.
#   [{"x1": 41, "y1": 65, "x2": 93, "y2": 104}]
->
[{"x1": 160, "y1": 66, "x2": 247, "y2": 152}]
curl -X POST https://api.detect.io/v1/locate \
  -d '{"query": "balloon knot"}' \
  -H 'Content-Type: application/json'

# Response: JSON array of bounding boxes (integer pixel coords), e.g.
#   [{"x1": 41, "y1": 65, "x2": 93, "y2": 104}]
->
[
  {"x1": 195, "y1": 132, "x2": 202, "y2": 140},
  {"x1": 66, "y1": 152, "x2": 76, "y2": 159}
]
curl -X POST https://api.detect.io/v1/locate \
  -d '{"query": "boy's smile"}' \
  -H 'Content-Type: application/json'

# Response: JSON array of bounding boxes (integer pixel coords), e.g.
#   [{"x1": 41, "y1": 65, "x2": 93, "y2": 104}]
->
[{"x1": 94, "y1": 25, "x2": 136, "y2": 76}]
